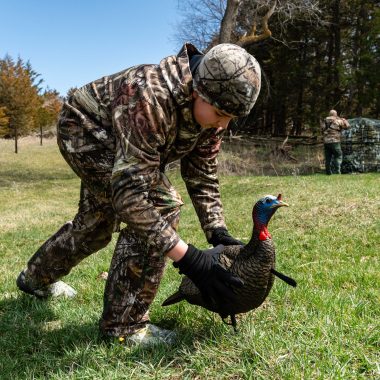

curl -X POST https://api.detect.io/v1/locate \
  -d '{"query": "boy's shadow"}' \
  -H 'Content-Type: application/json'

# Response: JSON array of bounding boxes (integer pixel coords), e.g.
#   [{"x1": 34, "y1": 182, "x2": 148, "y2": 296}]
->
[
  {"x1": 0, "y1": 295, "x2": 98, "y2": 378},
  {"x1": 0, "y1": 295, "x2": 225, "y2": 378}
]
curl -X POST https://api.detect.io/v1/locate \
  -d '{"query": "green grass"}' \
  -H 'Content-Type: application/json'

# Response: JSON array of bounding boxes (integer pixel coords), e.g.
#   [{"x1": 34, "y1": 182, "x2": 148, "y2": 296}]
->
[{"x1": 0, "y1": 137, "x2": 379, "y2": 379}]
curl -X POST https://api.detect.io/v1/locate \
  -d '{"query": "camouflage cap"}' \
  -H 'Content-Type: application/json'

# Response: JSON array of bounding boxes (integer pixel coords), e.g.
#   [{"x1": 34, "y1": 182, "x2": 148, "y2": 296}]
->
[{"x1": 193, "y1": 43, "x2": 261, "y2": 117}]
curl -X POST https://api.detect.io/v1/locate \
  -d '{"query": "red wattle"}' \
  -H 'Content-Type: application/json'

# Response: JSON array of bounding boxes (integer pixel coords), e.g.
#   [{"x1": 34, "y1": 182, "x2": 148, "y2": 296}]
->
[{"x1": 259, "y1": 228, "x2": 271, "y2": 241}]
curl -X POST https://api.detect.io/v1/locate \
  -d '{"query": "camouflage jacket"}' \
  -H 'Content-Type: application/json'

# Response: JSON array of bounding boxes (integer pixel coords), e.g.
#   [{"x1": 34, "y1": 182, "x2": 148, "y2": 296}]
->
[
  {"x1": 64, "y1": 43, "x2": 227, "y2": 255},
  {"x1": 323, "y1": 116, "x2": 350, "y2": 144}
]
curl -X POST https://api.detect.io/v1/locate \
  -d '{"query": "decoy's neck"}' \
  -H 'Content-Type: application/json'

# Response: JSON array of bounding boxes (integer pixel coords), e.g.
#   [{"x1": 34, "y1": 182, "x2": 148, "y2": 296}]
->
[
  {"x1": 244, "y1": 223, "x2": 272, "y2": 252},
  {"x1": 253, "y1": 220, "x2": 272, "y2": 241},
  {"x1": 257, "y1": 225, "x2": 272, "y2": 241}
]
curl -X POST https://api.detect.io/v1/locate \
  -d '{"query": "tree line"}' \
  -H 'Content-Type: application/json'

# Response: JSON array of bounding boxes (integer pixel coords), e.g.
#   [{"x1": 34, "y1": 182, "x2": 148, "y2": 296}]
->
[
  {"x1": 0, "y1": 55, "x2": 61, "y2": 152},
  {"x1": 177, "y1": 0, "x2": 379, "y2": 136},
  {"x1": 1, "y1": 0, "x2": 378, "y2": 146}
]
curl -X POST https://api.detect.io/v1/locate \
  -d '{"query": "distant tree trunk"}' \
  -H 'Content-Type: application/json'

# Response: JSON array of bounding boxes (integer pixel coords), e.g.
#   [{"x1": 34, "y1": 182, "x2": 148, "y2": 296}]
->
[
  {"x1": 294, "y1": 85, "x2": 304, "y2": 136},
  {"x1": 14, "y1": 124, "x2": 18, "y2": 154},
  {"x1": 310, "y1": 42, "x2": 322, "y2": 133},
  {"x1": 332, "y1": 0, "x2": 341, "y2": 107},
  {"x1": 325, "y1": 28, "x2": 334, "y2": 110},
  {"x1": 349, "y1": 2, "x2": 360, "y2": 115},
  {"x1": 273, "y1": 103, "x2": 286, "y2": 136},
  {"x1": 354, "y1": 0, "x2": 367, "y2": 116},
  {"x1": 265, "y1": 105, "x2": 274, "y2": 135},
  {"x1": 292, "y1": 35, "x2": 308, "y2": 136},
  {"x1": 40, "y1": 125, "x2": 43, "y2": 145},
  {"x1": 219, "y1": 0, "x2": 240, "y2": 43}
]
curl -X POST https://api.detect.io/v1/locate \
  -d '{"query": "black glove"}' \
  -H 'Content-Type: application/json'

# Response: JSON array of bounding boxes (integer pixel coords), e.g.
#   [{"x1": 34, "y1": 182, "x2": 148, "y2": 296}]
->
[
  {"x1": 173, "y1": 244, "x2": 244, "y2": 307},
  {"x1": 208, "y1": 227, "x2": 244, "y2": 247}
]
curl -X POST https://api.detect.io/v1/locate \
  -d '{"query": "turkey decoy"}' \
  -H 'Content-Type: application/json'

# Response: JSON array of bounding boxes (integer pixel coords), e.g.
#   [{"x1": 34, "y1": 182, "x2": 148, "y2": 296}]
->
[{"x1": 162, "y1": 194, "x2": 296, "y2": 331}]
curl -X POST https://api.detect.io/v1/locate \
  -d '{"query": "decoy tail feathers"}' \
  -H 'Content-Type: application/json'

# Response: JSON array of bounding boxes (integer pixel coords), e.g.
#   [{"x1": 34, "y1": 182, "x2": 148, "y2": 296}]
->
[
  {"x1": 271, "y1": 268, "x2": 297, "y2": 287},
  {"x1": 162, "y1": 291, "x2": 185, "y2": 306}
]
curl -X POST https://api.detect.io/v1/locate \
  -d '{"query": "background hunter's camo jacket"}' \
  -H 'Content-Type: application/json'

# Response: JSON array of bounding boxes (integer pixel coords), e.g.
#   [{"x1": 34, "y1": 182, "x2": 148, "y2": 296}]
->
[
  {"x1": 60, "y1": 43, "x2": 227, "y2": 255},
  {"x1": 323, "y1": 115, "x2": 350, "y2": 144}
]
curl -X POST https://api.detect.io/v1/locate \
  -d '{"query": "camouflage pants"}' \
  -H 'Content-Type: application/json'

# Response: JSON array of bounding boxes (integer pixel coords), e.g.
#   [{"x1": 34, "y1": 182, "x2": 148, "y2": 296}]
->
[
  {"x1": 324, "y1": 143, "x2": 343, "y2": 175},
  {"x1": 24, "y1": 107, "x2": 182, "y2": 336}
]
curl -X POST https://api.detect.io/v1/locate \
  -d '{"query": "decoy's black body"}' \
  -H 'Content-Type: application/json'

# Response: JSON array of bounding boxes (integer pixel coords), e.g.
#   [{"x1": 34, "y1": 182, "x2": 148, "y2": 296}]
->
[{"x1": 162, "y1": 194, "x2": 296, "y2": 331}]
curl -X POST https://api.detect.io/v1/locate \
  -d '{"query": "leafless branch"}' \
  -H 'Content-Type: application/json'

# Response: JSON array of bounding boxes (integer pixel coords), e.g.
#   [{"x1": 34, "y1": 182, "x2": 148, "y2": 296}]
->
[
  {"x1": 237, "y1": 1, "x2": 276, "y2": 47},
  {"x1": 173, "y1": 0, "x2": 322, "y2": 49}
]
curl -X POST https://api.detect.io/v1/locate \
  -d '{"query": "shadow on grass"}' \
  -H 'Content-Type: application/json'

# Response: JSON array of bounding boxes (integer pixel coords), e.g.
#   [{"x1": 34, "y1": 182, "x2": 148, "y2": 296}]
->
[
  {"x1": 0, "y1": 295, "x2": 223, "y2": 378},
  {"x1": 0, "y1": 295, "x2": 96, "y2": 377}
]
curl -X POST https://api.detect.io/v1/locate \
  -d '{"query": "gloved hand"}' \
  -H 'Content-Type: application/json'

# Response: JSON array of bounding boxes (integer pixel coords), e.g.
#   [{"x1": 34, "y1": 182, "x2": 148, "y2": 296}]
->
[
  {"x1": 208, "y1": 227, "x2": 243, "y2": 247},
  {"x1": 173, "y1": 244, "x2": 244, "y2": 307}
]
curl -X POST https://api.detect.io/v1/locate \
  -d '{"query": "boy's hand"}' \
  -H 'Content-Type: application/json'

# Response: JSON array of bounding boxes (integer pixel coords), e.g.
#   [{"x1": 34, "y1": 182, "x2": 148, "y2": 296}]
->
[
  {"x1": 173, "y1": 244, "x2": 244, "y2": 307},
  {"x1": 208, "y1": 227, "x2": 243, "y2": 246}
]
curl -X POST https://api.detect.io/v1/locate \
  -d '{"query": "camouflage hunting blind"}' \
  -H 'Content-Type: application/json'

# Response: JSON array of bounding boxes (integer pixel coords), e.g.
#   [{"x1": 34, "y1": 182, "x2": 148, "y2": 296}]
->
[{"x1": 341, "y1": 118, "x2": 380, "y2": 173}]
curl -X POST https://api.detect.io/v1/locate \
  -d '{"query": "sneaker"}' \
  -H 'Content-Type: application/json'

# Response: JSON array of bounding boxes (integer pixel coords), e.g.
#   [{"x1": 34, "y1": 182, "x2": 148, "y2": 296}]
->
[
  {"x1": 118, "y1": 324, "x2": 176, "y2": 347},
  {"x1": 16, "y1": 270, "x2": 77, "y2": 299}
]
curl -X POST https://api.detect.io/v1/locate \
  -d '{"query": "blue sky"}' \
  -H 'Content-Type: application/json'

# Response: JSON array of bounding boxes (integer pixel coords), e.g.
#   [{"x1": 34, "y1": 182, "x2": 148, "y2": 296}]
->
[{"x1": 0, "y1": 0, "x2": 184, "y2": 96}]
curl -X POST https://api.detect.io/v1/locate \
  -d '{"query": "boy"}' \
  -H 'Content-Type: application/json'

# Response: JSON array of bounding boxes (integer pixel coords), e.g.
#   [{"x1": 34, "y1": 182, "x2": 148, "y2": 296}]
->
[{"x1": 17, "y1": 43, "x2": 261, "y2": 345}]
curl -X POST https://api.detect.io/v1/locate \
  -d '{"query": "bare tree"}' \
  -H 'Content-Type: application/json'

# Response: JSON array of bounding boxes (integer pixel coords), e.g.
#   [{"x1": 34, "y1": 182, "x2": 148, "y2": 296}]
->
[
  {"x1": 235, "y1": 0, "x2": 276, "y2": 47},
  {"x1": 237, "y1": 0, "x2": 322, "y2": 45},
  {"x1": 219, "y1": 0, "x2": 241, "y2": 43},
  {"x1": 174, "y1": 0, "x2": 321, "y2": 50},
  {"x1": 174, "y1": 0, "x2": 226, "y2": 50}
]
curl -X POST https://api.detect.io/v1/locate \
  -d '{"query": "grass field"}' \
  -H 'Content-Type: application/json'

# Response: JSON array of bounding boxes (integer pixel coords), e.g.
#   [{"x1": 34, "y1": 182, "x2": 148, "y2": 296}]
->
[{"x1": 0, "y1": 137, "x2": 379, "y2": 379}]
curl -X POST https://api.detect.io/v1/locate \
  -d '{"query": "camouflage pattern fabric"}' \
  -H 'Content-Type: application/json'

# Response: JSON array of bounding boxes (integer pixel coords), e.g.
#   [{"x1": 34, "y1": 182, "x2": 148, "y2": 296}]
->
[
  {"x1": 322, "y1": 115, "x2": 349, "y2": 174},
  {"x1": 23, "y1": 43, "x2": 229, "y2": 336},
  {"x1": 67, "y1": 42, "x2": 227, "y2": 246},
  {"x1": 322, "y1": 115, "x2": 349, "y2": 144},
  {"x1": 193, "y1": 43, "x2": 261, "y2": 117},
  {"x1": 23, "y1": 184, "x2": 116, "y2": 289},
  {"x1": 324, "y1": 142, "x2": 343, "y2": 174},
  {"x1": 341, "y1": 118, "x2": 380, "y2": 173},
  {"x1": 100, "y1": 220, "x2": 180, "y2": 336}
]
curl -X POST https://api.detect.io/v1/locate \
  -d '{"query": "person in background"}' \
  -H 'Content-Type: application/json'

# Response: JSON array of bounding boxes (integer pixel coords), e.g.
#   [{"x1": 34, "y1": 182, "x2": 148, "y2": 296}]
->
[
  {"x1": 16, "y1": 43, "x2": 261, "y2": 346},
  {"x1": 323, "y1": 109, "x2": 350, "y2": 175}
]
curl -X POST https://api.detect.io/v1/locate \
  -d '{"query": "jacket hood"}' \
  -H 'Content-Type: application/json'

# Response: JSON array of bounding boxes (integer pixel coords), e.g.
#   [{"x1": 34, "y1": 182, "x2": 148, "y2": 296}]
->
[{"x1": 159, "y1": 43, "x2": 203, "y2": 107}]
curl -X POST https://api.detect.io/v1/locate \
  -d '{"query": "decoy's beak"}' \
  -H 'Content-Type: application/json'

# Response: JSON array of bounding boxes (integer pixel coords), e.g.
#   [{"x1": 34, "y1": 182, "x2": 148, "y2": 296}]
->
[
  {"x1": 270, "y1": 200, "x2": 289, "y2": 208},
  {"x1": 271, "y1": 194, "x2": 289, "y2": 208},
  {"x1": 274, "y1": 200, "x2": 289, "y2": 208}
]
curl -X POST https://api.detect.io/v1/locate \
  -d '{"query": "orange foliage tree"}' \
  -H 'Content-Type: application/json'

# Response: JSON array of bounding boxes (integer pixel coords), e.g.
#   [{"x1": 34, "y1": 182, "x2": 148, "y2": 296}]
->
[{"x1": 0, "y1": 55, "x2": 61, "y2": 152}]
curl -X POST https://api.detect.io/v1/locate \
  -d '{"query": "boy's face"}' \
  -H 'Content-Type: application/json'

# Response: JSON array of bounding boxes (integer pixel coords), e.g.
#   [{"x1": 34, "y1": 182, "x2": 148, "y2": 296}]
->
[{"x1": 192, "y1": 91, "x2": 235, "y2": 132}]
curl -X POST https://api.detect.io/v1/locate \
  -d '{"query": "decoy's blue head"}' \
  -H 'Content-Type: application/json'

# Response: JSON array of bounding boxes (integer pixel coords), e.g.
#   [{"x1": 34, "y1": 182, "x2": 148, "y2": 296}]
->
[{"x1": 253, "y1": 194, "x2": 289, "y2": 227}]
